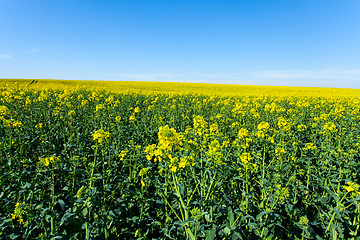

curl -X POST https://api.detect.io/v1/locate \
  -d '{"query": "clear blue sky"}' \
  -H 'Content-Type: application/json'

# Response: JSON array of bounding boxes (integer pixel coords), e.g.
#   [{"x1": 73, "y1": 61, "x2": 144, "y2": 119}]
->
[{"x1": 1, "y1": 0, "x2": 360, "y2": 88}]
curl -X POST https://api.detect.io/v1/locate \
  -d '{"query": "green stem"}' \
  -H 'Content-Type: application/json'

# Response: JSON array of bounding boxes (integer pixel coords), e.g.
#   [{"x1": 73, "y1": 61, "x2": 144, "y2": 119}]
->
[
  {"x1": 51, "y1": 165, "x2": 55, "y2": 236},
  {"x1": 172, "y1": 172, "x2": 188, "y2": 220},
  {"x1": 87, "y1": 145, "x2": 98, "y2": 239},
  {"x1": 326, "y1": 192, "x2": 348, "y2": 232},
  {"x1": 204, "y1": 172, "x2": 217, "y2": 202}
]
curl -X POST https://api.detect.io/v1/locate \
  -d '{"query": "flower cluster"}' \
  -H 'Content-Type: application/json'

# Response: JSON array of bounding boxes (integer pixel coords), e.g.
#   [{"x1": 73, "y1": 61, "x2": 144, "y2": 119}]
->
[
  {"x1": 93, "y1": 129, "x2": 110, "y2": 144},
  {"x1": 39, "y1": 156, "x2": 61, "y2": 166}
]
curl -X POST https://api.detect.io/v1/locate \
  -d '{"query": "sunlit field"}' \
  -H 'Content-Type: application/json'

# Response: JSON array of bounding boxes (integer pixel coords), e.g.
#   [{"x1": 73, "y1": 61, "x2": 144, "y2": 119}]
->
[
  {"x1": 1, "y1": 79, "x2": 359, "y2": 239},
  {"x1": 2, "y1": 78, "x2": 360, "y2": 97}
]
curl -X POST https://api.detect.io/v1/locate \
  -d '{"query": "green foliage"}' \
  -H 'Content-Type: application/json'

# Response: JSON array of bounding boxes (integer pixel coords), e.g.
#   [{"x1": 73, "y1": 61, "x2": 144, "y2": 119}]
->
[{"x1": 0, "y1": 86, "x2": 360, "y2": 239}]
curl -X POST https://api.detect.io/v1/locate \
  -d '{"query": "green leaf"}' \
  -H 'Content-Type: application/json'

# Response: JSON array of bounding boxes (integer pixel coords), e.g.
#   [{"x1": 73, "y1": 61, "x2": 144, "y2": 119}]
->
[
  {"x1": 205, "y1": 228, "x2": 216, "y2": 240},
  {"x1": 58, "y1": 199, "x2": 65, "y2": 210},
  {"x1": 256, "y1": 210, "x2": 269, "y2": 221},
  {"x1": 82, "y1": 207, "x2": 88, "y2": 216},
  {"x1": 227, "y1": 207, "x2": 234, "y2": 226},
  {"x1": 223, "y1": 226, "x2": 231, "y2": 235}
]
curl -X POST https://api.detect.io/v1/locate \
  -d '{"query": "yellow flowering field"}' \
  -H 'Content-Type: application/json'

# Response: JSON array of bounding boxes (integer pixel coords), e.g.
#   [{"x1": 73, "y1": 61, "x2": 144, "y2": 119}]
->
[
  {"x1": 2, "y1": 78, "x2": 360, "y2": 97},
  {"x1": 1, "y1": 79, "x2": 360, "y2": 239}
]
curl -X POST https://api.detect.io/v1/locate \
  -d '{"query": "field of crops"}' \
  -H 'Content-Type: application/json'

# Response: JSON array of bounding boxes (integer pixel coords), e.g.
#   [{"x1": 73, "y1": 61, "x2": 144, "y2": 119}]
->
[{"x1": 1, "y1": 80, "x2": 360, "y2": 239}]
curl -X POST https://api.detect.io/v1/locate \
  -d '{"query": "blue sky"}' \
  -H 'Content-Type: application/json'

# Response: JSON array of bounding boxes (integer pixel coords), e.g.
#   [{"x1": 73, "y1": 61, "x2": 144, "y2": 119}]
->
[{"x1": 1, "y1": 0, "x2": 360, "y2": 88}]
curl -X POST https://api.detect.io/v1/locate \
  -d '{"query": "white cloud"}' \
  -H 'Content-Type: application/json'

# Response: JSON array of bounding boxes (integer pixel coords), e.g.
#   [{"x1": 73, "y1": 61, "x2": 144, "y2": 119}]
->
[
  {"x1": 26, "y1": 48, "x2": 39, "y2": 53},
  {"x1": 253, "y1": 68, "x2": 360, "y2": 80},
  {"x1": 0, "y1": 54, "x2": 13, "y2": 59},
  {"x1": 112, "y1": 71, "x2": 360, "y2": 88}
]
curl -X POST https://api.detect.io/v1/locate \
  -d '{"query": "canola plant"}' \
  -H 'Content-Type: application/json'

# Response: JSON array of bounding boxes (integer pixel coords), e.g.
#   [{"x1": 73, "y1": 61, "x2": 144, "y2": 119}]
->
[{"x1": 0, "y1": 80, "x2": 359, "y2": 239}]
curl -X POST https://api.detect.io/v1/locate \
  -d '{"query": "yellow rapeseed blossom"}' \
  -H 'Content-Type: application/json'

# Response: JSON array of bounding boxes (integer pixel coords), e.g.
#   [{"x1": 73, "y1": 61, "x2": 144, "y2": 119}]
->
[
  {"x1": 139, "y1": 168, "x2": 149, "y2": 176},
  {"x1": 0, "y1": 105, "x2": 10, "y2": 116},
  {"x1": 303, "y1": 143, "x2": 316, "y2": 151},
  {"x1": 115, "y1": 116, "x2": 122, "y2": 122},
  {"x1": 257, "y1": 122, "x2": 270, "y2": 131},
  {"x1": 238, "y1": 128, "x2": 249, "y2": 139},
  {"x1": 12, "y1": 120, "x2": 23, "y2": 128},
  {"x1": 12, "y1": 202, "x2": 27, "y2": 224},
  {"x1": 298, "y1": 216, "x2": 309, "y2": 226},
  {"x1": 119, "y1": 150, "x2": 128, "y2": 161},
  {"x1": 209, "y1": 123, "x2": 219, "y2": 134},
  {"x1": 275, "y1": 184, "x2": 290, "y2": 201},
  {"x1": 95, "y1": 104, "x2": 106, "y2": 112},
  {"x1": 240, "y1": 152, "x2": 252, "y2": 165},
  {"x1": 39, "y1": 156, "x2": 61, "y2": 166},
  {"x1": 297, "y1": 124, "x2": 307, "y2": 132},
  {"x1": 256, "y1": 122, "x2": 271, "y2": 137},
  {"x1": 278, "y1": 117, "x2": 290, "y2": 131},
  {"x1": 275, "y1": 147, "x2": 285, "y2": 159},
  {"x1": 169, "y1": 165, "x2": 177, "y2": 172},
  {"x1": 323, "y1": 122, "x2": 337, "y2": 132},
  {"x1": 344, "y1": 181, "x2": 360, "y2": 196},
  {"x1": 178, "y1": 158, "x2": 188, "y2": 168},
  {"x1": 68, "y1": 110, "x2": 76, "y2": 116},
  {"x1": 158, "y1": 125, "x2": 182, "y2": 152},
  {"x1": 193, "y1": 115, "x2": 208, "y2": 136},
  {"x1": 92, "y1": 129, "x2": 110, "y2": 144}
]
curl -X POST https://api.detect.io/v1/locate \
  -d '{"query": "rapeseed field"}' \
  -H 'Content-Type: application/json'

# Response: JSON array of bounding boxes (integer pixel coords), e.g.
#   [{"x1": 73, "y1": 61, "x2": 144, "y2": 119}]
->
[{"x1": 0, "y1": 79, "x2": 359, "y2": 239}]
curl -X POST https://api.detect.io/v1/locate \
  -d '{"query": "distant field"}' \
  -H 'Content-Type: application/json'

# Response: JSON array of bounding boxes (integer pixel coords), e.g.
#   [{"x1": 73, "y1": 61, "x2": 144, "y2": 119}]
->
[{"x1": 2, "y1": 78, "x2": 360, "y2": 97}]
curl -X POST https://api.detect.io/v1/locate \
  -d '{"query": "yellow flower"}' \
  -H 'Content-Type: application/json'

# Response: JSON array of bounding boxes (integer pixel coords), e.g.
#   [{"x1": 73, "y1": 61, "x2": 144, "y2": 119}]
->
[
  {"x1": 209, "y1": 123, "x2": 219, "y2": 134},
  {"x1": 238, "y1": 128, "x2": 249, "y2": 139},
  {"x1": 12, "y1": 120, "x2": 23, "y2": 128},
  {"x1": 303, "y1": 143, "x2": 316, "y2": 151},
  {"x1": 344, "y1": 181, "x2": 360, "y2": 195},
  {"x1": 275, "y1": 147, "x2": 285, "y2": 157},
  {"x1": 39, "y1": 156, "x2": 61, "y2": 166},
  {"x1": 93, "y1": 129, "x2": 110, "y2": 144},
  {"x1": 134, "y1": 107, "x2": 141, "y2": 113},
  {"x1": 276, "y1": 184, "x2": 290, "y2": 201},
  {"x1": 178, "y1": 158, "x2": 188, "y2": 168},
  {"x1": 170, "y1": 165, "x2": 177, "y2": 172},
  {"x1": 141, "y1": 180, "x2": 145, "y2": 187},
  {"x1": 95, "y1": 104, "x2": 106, "y2": 112},
  {"x1": 158, "y1": 125, "x2": 182, "y2": 151},
  {"x1": 345, "y1": 185, "x2": 355, "y2": 193},
  {"x1": 323, "y1": 122, "x2": 337, "y2": 132},
  {"x1": 297, "y1": 124, "x2": 307, "y2": 132},
  {"x1": 277, "y1": 117, "x2": 288, "y2": 129},
  {"x1": 119, "y1": 150, "x2": 128, "y2": 161},
  {"x1": 115, "y1": 116, "x2": 122, "y2": 122},
  {"x1": 299, "y1": 216, "x2": 309, "y2": 226},
  {"x1": 240, "y1": 152, "x2": 252, "y2": 165},
  {"x1": 129, "y1": 115, "x2": 136, "y2": 121},
  {"x1": 81, "y1": 100, "x2": 88, "y2": 106},
  {"x1": 257, "y1": 122, "x2": 270, "y2": 131},
  {"x1": 255, "y1": 131, "x2": 266, "y2": 138},
  {"x1": 12, "y1": 202, "x2": 26, "y2": 224},
  {"x1": 39, "y1": 157, "x2": 50, "y2": 166},
  {"x1": 0, "y1": 105, "x2": 10, "y2": 116},
  {"x1": 139, "y1": 168, "x2": 149, "y2": 176},
  {"x1": 68, "y1": 110, "x2": 75, "y2": 116}
]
